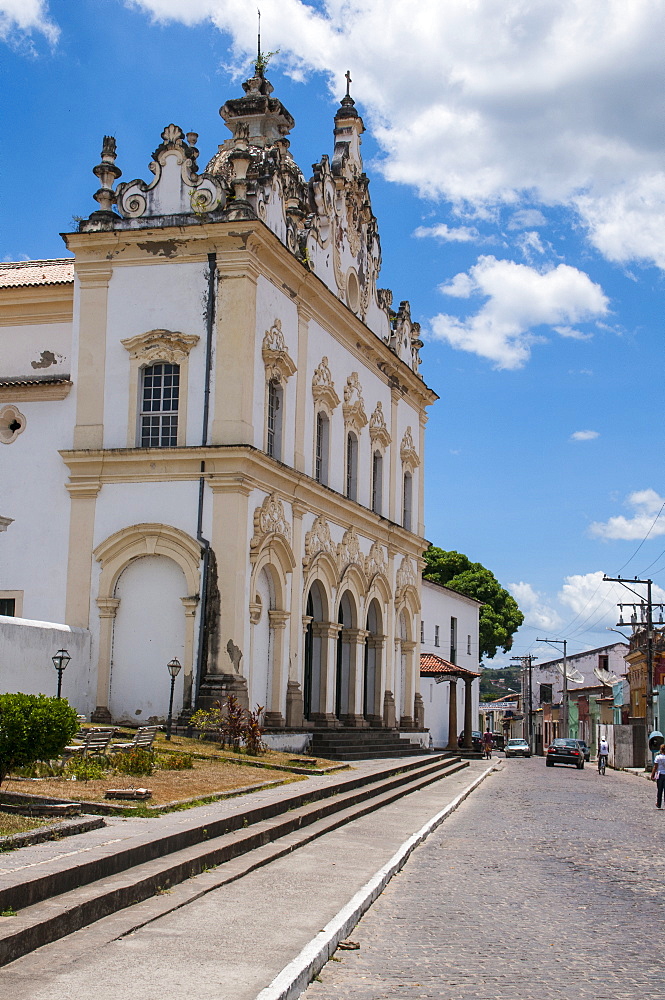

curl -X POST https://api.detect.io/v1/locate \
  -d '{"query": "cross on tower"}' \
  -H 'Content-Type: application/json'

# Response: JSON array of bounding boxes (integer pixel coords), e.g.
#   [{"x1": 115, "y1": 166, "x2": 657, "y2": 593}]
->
[{"x1": 345, "y1": 70, "x2": 352, "y2": 98}]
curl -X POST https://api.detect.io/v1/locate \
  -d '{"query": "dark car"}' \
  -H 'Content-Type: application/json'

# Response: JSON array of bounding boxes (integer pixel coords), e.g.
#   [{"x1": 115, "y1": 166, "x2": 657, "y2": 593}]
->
[
  {"x1": 504, "y1": 738, "x2": 531, "y2": 758},
  {"x1": 458, "y1": 730, "x2": 483, "y2": 752},
  {"x1": 492, "y1": 732, "x2": 505, "y2": 751},
  {"x1": 546, "y1": 738, "x2": 585, "y2": 768},
  {"x1": 573, "y1": 739, "x2": 590, "y2": 762}
]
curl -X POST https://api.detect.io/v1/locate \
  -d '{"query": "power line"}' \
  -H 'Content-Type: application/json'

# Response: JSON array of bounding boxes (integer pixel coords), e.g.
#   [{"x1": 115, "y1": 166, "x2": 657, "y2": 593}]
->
[{"x1": 616, "y1": 501, "x2": 665, "y2": 574}]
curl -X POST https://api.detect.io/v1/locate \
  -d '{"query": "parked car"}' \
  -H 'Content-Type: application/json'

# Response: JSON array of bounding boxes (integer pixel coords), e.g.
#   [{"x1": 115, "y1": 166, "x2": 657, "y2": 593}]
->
[
  {"x1": 492, "y1": 732, "x2": 505, "y2": 751},
  {"x1": 504, "y1": 738, "x2": 531, "y2": 758},
  {"x1": 572, "y1": 739, "x2": 590, "y2": 762},
  {"x1": 458, "y1": 731, "x2": 483, "y2": 752},
  {"x1": 546, "y1": 738, "x2": 585, "y2": 769}
]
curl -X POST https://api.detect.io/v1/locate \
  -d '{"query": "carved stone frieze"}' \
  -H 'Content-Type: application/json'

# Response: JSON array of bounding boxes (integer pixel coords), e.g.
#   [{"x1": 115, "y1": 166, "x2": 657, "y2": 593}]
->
[
  {"x1": 365, "y1": 540, "x2": 387, "y2": 581},
  {"x1": 400, "y1": 427, "x2": 420, "y2": 470},
  {"x1": 303, "y1": 515, "x2": 336, "y2": 569},
  {"x1": 395, "y1": 555, "x2": 417, "y2": 596},
  {"x1": 337, "y1": 526, "x2": 362, "y2": 574},
  {"x1": 342, "y1": 372, "x2": 368, "y2": 432},
  {"x1": 262, "y1": 319, "x2": 297, "y2": 383},
  {"x1": 121, "y1": 329, "x2": 199, "y2": 364},
  {"x1": 369, "y1": 401, "x2": 391, "y2": 450},
  {"x1": 250, "y1": 493, "x2": 292, "y2": 550},
  {"x1": 312, "y1": 357, "x2": 340, "y2": 412}
]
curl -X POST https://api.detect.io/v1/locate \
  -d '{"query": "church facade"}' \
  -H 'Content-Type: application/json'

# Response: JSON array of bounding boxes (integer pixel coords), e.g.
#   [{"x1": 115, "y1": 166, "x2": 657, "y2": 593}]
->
[{"x1": 0, "y1": 67, "x2": 438, "y2": 733}]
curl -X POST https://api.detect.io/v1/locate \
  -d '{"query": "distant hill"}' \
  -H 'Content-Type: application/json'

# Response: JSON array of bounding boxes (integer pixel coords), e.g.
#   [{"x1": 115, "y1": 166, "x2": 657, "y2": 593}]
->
[{"x1": 480, "y1": 665, "x2": 521, "y2": 702}]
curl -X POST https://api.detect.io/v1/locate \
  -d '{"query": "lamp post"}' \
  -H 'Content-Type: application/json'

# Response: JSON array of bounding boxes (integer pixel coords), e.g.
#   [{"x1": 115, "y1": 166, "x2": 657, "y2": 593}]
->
[
  {"x1": 165, "y1": 657, "x2": 182, "y2": 740},
  {"x1": 52, "y1": 648, "x2": 71, "y2": 699}
]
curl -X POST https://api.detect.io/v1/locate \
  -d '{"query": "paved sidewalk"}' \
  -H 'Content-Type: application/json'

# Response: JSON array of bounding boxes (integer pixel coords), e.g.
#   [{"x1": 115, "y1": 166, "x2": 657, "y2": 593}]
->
[{"x1": 1, "y1": 759, "x2": 491, "y2": 999}]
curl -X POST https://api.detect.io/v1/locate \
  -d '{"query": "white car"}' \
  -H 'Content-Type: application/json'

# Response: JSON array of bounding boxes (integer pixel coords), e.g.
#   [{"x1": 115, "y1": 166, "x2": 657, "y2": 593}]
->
[{"x1": 504, "y1": 738, "x2": 531, "y2": 758}]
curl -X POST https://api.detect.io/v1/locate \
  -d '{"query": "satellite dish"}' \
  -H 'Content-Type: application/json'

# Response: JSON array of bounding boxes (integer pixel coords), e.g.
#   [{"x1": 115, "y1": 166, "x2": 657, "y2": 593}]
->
[
  {"x1": 556, "y1": 663, "x2": 584, "y2": 684},
  {"x1": 594, "y1": 667, "x2": 620, "y2": 686}
]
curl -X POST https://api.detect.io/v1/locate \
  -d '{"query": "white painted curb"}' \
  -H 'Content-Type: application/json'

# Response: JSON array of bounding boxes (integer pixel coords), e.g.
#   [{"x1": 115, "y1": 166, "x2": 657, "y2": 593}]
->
[{"x1": 255, "y1": 762, "x2": 496, "y2": 1000}]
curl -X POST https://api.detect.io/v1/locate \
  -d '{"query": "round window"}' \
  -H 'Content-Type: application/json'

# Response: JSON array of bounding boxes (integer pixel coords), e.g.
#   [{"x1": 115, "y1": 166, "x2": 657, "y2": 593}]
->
[{"x1": 346, "y1": 269, "x2": 360, "y2": 313}]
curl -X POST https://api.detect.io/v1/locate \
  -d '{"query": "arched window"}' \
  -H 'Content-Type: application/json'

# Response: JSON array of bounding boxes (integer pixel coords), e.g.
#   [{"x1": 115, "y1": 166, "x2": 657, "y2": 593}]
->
[
  {"x1": 140, "y1": 362, "x2": 179, "y2": 447},
  {"x1": 267, "y1": 379, "x2": 283, "y2": 460},
  {"x1": 346, "y1": 431, "x2": 358, "y2": 501},
  {"x1": 402, "y1": 471, "x2": 413, "y2": 531},
  {"x1": 315, "y1": 411, "x2": 330, "y2": 485},
  {"x1": 371, "y1": 450, "x2": 383, "y2": 515}
]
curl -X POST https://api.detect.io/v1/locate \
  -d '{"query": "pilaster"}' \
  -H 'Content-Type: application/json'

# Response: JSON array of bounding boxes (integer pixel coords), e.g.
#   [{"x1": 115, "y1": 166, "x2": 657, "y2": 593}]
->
[
  {"x1": 65, "y1": 481, "x2": 101, "y2": 628},
  {"x1": 211, "y1": 261, "x2": 258, "y2": 445},
  {"x1": 73, "y1": 265, "x2": 113, "y2": 450}
]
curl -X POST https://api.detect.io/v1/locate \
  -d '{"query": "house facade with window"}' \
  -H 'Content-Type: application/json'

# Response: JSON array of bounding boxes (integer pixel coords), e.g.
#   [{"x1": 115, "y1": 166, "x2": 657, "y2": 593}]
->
[{"x1": 0, "y1": 67, "x2": 436, "y2": 732}]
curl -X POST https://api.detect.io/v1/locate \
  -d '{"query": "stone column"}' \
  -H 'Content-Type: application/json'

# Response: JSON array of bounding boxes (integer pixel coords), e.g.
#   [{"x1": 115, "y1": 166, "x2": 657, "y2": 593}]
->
[
  {"x1": 367, "y1": 634, "x2": 386, "y2": 728},
  {"x1": 92, "y1": 596, "x2": 120, "y2": 723},
  {"x1": 310, "y1": 622, "x2": 341, "y2": 727},
  {"x1": 181, "y1": 596, "x2": 199, "y2": 710},
  {"x1": 446, "y1": 677, "x2": 458, "y2": 750},
  {"x1": 287, "y1": 613, "x2": 311, "y2": 728},
  {"x1": 265, "y1": 609, "x2": 289, "y2": 727},
  {"x1": 294, "y1": 306, "x2": 311, "y2": 472},
  {"x1": 400, "y1": 639, "x2": 417, "y2": 729},
  {"x1": 211, "y1": 261, "x2": 258, "y2": 446},
  {"x1": 340, "y1": 628, "x2": 369, "y2": 728},
  {"x1": 73, "y1": 265, "x2": 112, "y2": 450},
  {"x1": 287, "y1": 500, "x2": 306, "y2": 724},
  {"x1": 388, "y1": 388, "x2": 400, "y2": 522},
  {"x1": 65, "y1": 482, "x2": 101, "y2": 627},
  {"x1": 463, "y1": 676, "x2": 474, "y2": 749}
]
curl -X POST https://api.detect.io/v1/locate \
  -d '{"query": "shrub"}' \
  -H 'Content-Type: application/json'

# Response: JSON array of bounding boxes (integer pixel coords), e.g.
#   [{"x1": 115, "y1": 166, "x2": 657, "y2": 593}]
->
[
  {"x1": 111, "y1": 749, "x2": 155, "y2": 776},
  {"x1": 157, "y1": 752, "x2": 193, "y2": 770},
  {"x1": 0, "y1": 693, "x2": 79, "y2": 786},
  {"x1": 65, "y1": 756, "x2": 107, "y2": 781},
  {"x1": 244, "y1": 706, "x2": 266, "y2": 756}
]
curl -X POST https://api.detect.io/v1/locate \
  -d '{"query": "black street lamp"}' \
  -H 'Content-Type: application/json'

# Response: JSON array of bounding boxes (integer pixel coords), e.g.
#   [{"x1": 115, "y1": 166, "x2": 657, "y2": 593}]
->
[
  {"x1": 165, "y1": 657, "x2": 182, "y2": 740},
  {"x1": 52, "y1": 648, "x2": 71, "y2": 699}
]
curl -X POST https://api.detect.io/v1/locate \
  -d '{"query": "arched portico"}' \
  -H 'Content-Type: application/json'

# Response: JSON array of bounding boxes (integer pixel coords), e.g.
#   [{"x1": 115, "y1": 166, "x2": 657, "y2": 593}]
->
[{"x1": 364, "y1": 598, "x2": 385, "y2": 727}]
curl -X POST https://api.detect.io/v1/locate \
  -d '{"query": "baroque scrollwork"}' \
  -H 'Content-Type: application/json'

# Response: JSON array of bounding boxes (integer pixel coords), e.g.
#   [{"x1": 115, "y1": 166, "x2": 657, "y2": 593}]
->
[
  {"x1": 121, "y1": 329, "x2": 199, "y2": 364},
  {"x1": 250, "y1": 493, "x2": 292, "y2": 550},
  {"x1": 303, "y1": 515, "x2": 336, "y2": 569},
  {"x1": 400, "y1": 427, "x2": 420, "y2": 470},
  {"x1": 342, "y1": 372, "x2": 368, "y2": 432},
  {"x1": 312, "y1": 357, "x2": 340, "y2": 412},
  {"x1": 396, "y1": 555, "x2": 417, "y2": 597},
  {"x1": 369, "y1": 401, "x2": 391, "y2": 450},
  {"x1": 262, "y1": 319, "x2": 297, "y2": 383}
]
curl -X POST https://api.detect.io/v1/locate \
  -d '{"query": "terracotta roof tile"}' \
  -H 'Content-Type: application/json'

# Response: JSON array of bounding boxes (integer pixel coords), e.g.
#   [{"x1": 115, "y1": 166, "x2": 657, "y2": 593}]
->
[
  {"x1": 0, "y1": 259, "x2": 74, "y2": 288},
  {"x1": 420, "y1": 652, "x2": 480, "y2": 678}
]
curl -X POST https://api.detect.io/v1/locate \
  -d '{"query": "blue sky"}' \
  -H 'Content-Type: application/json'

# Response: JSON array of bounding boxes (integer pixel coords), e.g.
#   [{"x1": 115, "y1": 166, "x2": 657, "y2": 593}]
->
[{"x1": 2, "y1": 0, "x2": 664, "y2": 665}]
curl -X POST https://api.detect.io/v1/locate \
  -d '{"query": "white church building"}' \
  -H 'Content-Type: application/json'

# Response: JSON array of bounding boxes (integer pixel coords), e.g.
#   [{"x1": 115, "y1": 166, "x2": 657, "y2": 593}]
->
[{"x1": 0, "y1": 65, "x2": 480, "y2": 741}]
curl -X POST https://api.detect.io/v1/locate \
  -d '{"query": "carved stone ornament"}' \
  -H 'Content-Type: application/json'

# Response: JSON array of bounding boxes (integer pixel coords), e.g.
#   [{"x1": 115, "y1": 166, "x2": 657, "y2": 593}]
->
[
  {"x1": 262, "y1": 319, "x2": 297, "y2": 384},
  {"x1": 337, "y1": 526, "x2": 362, "y2": 574},
  {"x1": 396, "y1": 555, "x2": 417, "y2": 596},
  {"x1": 342, "y1": 372, "x2": 368, "y2": 432},
  {"x1": 303, "y1": 515, "x2": 336, "y2": 569},
  {"x1": 369, "y1": 401, "x2": 391, "y2": 449},
  {"x1": 400, "y1": 426, "x2": 420, "y2": 470},
  {"x1": 250, "y1": 493, "x2": 292, "y2": 549},
  {"x1": 364, "y1": 540, "x2": 387, "y2": 580},
  {"x1": 115, "y1": 123, "x2": 225, "y2": 219},
  {"x1": 0, "y1": 404, "x2": 26, "y2": 445},
  {"x1": 121, "y1": 329, "x2": 199, "y2": 365},
  {"x1": 312, "y1": 357, "x2": 340, "y2": 412}
]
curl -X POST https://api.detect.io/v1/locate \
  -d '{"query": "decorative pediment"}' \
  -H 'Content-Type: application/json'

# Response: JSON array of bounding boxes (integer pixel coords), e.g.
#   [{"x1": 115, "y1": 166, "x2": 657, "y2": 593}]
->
[
  {"x1": 115, "y1": 124, "x2": 225, "y2": 220},
  {"x1": 337, "y1": 526, "x2": 363, "y2": 574},
  {"x1": 262, "y1": 319, "x2": 297, "y2": 383},
  {"x1": 396, "y1": 555, "x2": 417, "y2": 596},
  {"x1": 312, "y1": 357, "x2": 340, "y2": 412},
  {"x1": 342, "y1": 373, "x2": 368, "y2": 432},
  {"x1": 121, "y1": 329, "x2": 199, "y2": 365},
  {"x1": 303, "y1": 515, "x2": 336, "y2": 569},
  {"x1": 364, "y1": 540, "x2": 387, "y2": 581},
  {"x1": 250, "y1": 493, "x2": 292, "y2": 550},
  {"x1": 400, "y1": 427, "x2": 420, "y2": 470},
  {"x1": 369, "y1": 401, "x2": 391, "y2": 450}
]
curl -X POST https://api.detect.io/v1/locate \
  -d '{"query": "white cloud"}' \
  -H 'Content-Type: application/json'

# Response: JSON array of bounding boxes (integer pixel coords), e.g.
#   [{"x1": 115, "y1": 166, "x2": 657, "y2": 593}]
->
[
  {"x1": 508, "y1": 209, "x2": 547, "y2": 230},
  {"x1": 571, "y1": 429, "x2": 599, "y2": 441},
  {"x1": 556, "y1": 326, "x2": 592, "y2": 340},
  {"x1": 559, "y1": 570, "x2": 665, "y2": 625},
  {"x1": 429, "y1": 255, "x2": 608, "y2": 369},
  {"x1": 0, "y1": 0, "x2": 58, "y2": 45},
  {"x1": 128, "y1": 0, "x2": 665, "y2": 271},
  {"x1": 515, "y1": 230, "x2": 546, "y2": 261},
  {"x1": 590, "y1": 489, "x2": 665, "y2": 540},
  {"x1": 413, "y1": 223, "x2": 479, "y2": 243},
  {"x1": 509, "y1": 582, "x2": 561, "y2": 631}
]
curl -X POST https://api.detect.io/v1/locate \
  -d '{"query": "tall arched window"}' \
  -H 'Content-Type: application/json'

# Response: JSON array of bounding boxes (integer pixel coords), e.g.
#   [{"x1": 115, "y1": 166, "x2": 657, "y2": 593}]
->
[
  {"x1": 140, "y1": 362, "x2": 179, "y2": 447},
  {"x1": 402, "y1": 471, "x2": 413, "y2": 531},
  {"x1": 266, "y1": 378, "x2": 283, "y2": 460},
  {"x1": 346, "y1": 431, "x2": 358, "y2": 501},
  {"x1": 315, "y1": 411, "x2": 330, "y2": 485},
  {"x1": 371, "y1": 450, "x2": 383, "y2": 515}
]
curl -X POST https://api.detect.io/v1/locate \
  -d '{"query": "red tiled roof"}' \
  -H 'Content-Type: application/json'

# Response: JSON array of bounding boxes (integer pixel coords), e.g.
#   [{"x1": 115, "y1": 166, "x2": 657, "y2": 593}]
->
[
  {"x1": 0, "y1": 259, "x2": 74, "y2": 288},
  {"x1": 420, "y1": 652, "x2": 480, "y2": 678}
]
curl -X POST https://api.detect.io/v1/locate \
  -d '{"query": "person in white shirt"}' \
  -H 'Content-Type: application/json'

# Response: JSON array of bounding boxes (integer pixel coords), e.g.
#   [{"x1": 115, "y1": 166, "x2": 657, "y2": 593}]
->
[
  {"x1": 650, "y1": 744, "x2": 665, "y2": 809},
  {"x1": 598, "y1": 738, "x2": 609, "y2": 772}
]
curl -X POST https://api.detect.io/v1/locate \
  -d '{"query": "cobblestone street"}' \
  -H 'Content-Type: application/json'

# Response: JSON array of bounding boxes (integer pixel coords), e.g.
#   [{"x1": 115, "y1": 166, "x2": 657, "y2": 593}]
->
[{"x1": 306, "y1": 759, "x2": 665, "y2": 1000}]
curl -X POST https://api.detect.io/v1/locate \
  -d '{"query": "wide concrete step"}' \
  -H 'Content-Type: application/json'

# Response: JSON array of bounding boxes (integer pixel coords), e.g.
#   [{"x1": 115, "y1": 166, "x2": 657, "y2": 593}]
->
[{"x1": 0, "y1": 755, "x2": 467, "y2": 966}]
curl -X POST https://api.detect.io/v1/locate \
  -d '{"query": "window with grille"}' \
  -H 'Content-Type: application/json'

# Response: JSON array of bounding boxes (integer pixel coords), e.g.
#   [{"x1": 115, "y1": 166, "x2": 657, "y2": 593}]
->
[
  {"x1": 140, "y1": 363, "x2": 179, "y2": 447},
  {"x1": 346, "y1": 431, "x2": 358, "y2": 500},
  {"x1": 267, "y1": 379, "x2": 283, "y2": 460},
  {"x1": 315, "y1": 411, "x2": 329, "y2": 484},
  {"x1": 371, "y1": 451, "x2": 383, "y2": 514},
  {"x1": 402, "y1": 471, "x2": 413, "y2": 531}
]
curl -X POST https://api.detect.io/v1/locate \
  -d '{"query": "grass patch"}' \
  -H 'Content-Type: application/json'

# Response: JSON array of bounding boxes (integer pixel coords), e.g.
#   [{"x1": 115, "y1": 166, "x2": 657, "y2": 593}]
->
[{"x1": 0, "y1": 811, "x2": 54, "y2": 838}]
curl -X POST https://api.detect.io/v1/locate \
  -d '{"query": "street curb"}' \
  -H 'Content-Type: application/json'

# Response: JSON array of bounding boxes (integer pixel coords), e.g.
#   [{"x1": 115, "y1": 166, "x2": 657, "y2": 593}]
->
[{"x1": 254, "y1": 762, "x2": 496, "y2": 1000}]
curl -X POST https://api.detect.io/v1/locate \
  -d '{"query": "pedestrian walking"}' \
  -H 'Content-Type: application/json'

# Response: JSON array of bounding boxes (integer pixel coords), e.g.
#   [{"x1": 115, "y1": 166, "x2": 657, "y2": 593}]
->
[
  {"x1": 482, "y1": 728, "x2": 493, "y2": 759},
  {"x1": 650, "y1": 743, "x2": 665, "y2": 808}
]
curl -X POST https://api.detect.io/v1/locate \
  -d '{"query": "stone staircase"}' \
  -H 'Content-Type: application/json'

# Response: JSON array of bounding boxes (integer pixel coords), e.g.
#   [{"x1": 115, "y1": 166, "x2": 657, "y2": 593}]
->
[{"x1": 312, "y1": 729, "x2": 428, "y2": 760}]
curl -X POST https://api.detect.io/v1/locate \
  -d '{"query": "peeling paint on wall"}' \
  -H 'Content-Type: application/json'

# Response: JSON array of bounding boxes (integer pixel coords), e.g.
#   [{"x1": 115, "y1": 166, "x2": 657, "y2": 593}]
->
[
  {"x1": 137, "y1": 240, "x2": 185, "y2": 258},
  {"x1": 31, "y1": 350, "x2": 61, "y2": 369}
]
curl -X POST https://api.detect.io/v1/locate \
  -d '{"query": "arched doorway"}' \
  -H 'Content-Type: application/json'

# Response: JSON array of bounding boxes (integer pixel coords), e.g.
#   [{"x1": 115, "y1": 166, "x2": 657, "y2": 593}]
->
[
  {"x1": 303, "y1": 581, "x2": 327, "y2": 721},
  {"x1": 110, "y1": 555, "x2": 186, "y2": 723},
  {"x1": 365, "y1": 599, "x2": 383, "y2": 725},
  {"x1": 250, "y1": 567, "x2": 274, "y2": 713},
  {"x1": 336, "y1": 590, "x2": 357, "y2": 721},
  {"x1": 398, "y1": 609, "x2": 408, "y2": 721}
]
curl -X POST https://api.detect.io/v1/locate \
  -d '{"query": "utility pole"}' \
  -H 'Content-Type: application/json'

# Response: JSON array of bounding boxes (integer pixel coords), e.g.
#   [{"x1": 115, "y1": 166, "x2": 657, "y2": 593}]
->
[
  {"x1": 537, "y1": 639, "x2": 568, "y2": 738},
  {"x1": 603, "y1": 575, "x2": 664, "y2": 768},
  {"x1": 511, "y1": 654, "x2": 538, "y2": 752}
]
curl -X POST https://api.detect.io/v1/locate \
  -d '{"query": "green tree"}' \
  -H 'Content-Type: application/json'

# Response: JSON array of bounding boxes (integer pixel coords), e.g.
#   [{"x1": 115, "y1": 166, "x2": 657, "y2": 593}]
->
[
  {"x1": 0, "y1": 693, "x2": 79, "y2": 786},
  {"x1": 423, "y1": 546, "x2": 524, "y2": 660}
]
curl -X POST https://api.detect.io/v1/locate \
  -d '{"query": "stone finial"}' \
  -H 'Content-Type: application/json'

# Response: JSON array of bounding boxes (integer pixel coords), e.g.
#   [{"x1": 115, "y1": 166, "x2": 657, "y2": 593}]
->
[{"x1": 92, "y1": 135, "x2": 122, "y2": 217}]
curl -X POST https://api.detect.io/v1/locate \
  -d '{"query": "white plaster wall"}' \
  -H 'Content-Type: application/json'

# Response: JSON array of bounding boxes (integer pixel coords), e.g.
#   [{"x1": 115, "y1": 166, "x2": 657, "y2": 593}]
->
[
  {"x1": 0, "y1": 322, "x2": 72, "y2": 380},
  {"x1": 395, "y1": 396, "x2": 422, "y2": 527},
  {"x1": 0, "y1": 394, "x2": 76, "y2": 623},
  {"x1": 91, "y1": 480, "x2": 201, "y2": 550},
  {"x1": 0, "y1": 616, "x2": 94, "y2": 715},
  {"x1": 422, "y1": 677, "x2": 449, "y2": 747},
  {"x1": 102, "y1": 262, "x2": 209, "y2": 449},
  {"x1": 420, "y1": 580, "x2": 482, "y2": 674}
]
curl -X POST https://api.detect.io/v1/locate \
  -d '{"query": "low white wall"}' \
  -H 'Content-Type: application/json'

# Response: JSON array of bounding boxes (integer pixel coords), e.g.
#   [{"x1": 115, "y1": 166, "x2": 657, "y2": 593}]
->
[
  {"x1": 0, "y1": 615, "x2": 94, "y2": 717},
  {"x1": 262, "y1": 732, "x2": 312, "y2": 754}
]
